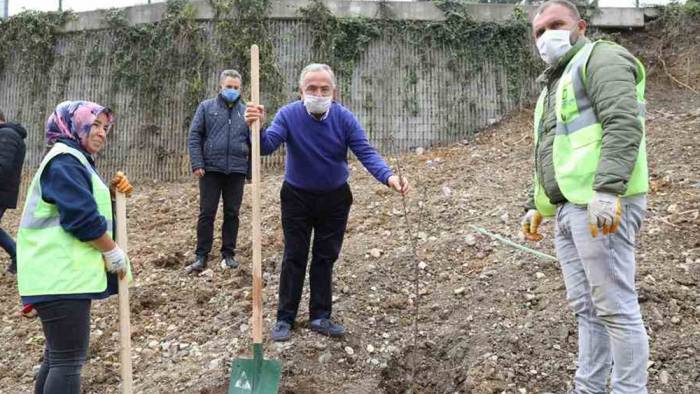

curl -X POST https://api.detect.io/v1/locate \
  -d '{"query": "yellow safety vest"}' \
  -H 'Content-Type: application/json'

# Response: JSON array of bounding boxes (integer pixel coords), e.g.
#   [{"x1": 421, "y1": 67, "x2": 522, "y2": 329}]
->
[
  {"x1": 533, "y1": 41, "x2": 648, "y2": 217},
  {"x1": 17, "y1": 143, "x2": 117, "y2": 296}
]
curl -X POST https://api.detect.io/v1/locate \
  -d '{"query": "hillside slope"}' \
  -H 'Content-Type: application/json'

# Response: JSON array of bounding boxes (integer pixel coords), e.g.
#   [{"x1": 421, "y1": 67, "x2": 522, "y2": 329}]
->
[{"x1": 0, "y1": 81, "x2": 697, "y2": 393}]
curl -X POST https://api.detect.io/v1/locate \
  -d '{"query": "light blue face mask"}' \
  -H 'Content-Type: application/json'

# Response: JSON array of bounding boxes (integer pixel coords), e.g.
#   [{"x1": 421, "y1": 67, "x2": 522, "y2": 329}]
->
[{"x1": 221, "y1": 88, "x2": 240, "y2": 103}]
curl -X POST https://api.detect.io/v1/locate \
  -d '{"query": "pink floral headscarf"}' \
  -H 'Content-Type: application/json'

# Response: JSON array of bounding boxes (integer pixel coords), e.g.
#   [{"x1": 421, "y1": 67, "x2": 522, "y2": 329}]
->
[{"x1": 45, "y1": 100, "x2": 113, "y2": 149}]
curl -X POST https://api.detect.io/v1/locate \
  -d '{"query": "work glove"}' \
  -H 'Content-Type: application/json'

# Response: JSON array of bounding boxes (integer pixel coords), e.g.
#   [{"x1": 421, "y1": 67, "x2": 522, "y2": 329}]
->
[
  {"x1": 110, "y1": 171, "x2": 134, "y2": 196},
  {"x1": 521, "y1": 209, "x2": 543, "y2": 241},
  {"x1": 103, "y1": 245, "x2": 129, "y2": 275},
  {"x1": 587, "y1": 191, "x2": 621, "y2": 237}
]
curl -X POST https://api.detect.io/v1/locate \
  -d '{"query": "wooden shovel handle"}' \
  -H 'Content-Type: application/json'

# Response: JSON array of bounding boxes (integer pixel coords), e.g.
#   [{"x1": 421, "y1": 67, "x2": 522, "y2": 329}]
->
[
  {"x1": 115, "y1": 192, "x2": 133, "y2": 393},
  {"x1": 250, "y1": 44, "x2": 263, "y2": 344}
]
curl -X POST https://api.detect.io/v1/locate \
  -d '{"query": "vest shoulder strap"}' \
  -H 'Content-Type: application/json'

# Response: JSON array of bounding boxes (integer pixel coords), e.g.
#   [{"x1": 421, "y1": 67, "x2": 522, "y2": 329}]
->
[
  {"x1": 31, "y1": 142, "x2": 100, "y2": 199},
  {"x1": 43, "y1": 142, "x2": 90, "y2": 166}
]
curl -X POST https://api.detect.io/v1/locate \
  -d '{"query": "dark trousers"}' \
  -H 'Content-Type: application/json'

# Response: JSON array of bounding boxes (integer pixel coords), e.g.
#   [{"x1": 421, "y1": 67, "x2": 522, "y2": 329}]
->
[
  {"x1": 34, "y1": 300, "x2": 91, "y2": 394},
  {"x1": 0, "y1": 208, "x2": 16, "y2": 265},
  {"x1": 195, "y1": 172, "x2": 246, "y2": 258},
  {"x1": 277, "y1": 182, "x2": 353, "y2": 325}
]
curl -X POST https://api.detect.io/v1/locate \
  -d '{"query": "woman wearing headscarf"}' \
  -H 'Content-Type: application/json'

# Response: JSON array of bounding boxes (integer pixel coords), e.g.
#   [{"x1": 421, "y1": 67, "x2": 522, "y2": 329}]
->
[{"x1": 16, "y1": 101, "x2": 133, "y2": 394}]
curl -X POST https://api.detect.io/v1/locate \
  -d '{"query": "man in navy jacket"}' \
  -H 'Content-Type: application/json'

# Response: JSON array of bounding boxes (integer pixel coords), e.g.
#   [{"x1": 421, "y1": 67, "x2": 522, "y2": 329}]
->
[
  {"x1": 0, "y1": 110, "x2": 26, "y2": 274},
  {"x1": 187, "y1": 70, "x2": 251, "y2": 273},
  {"x1": 245, "y1": 63, "x2": 409, "y2": 341}
]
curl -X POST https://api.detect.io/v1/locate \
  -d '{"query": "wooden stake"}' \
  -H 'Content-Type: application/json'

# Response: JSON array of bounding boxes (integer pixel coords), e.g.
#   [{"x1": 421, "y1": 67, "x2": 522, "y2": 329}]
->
[
  {"x1": 116, "y1": 192, "x2": 133, "y2": 393},
  {"x1": 250, "y1": 44, "x2": 263, "y2": 345}
]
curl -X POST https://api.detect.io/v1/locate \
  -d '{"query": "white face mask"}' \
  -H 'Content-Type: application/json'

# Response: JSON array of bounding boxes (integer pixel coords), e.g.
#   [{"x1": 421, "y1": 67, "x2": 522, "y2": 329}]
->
[
  {"x1": 303, "y1": 94, "x2": 332, "y2": 115},
  {"x1": 536, "y1": 29, "x2": 573, "y2": 65}
]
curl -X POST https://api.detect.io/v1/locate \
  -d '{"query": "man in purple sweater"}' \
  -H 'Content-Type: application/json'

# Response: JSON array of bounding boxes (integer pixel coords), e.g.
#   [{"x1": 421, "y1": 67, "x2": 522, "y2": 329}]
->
[{"x1": 245, "y1": 63, "x2": 409, "y2": 341}]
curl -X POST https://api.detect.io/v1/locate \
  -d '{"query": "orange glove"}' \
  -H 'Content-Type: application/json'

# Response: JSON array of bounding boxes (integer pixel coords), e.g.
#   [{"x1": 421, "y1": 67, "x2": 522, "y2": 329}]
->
[
  {"x1": 111, "y1": 171, "x2": 134, "y2": 196},
  {"x1": 521, "y1": 209, "x2": 544, "y2": 241}
]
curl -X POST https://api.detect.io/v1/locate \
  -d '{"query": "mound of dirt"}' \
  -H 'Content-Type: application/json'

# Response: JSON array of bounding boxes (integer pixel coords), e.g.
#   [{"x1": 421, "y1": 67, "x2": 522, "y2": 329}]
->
[{"x1": 615, "y1": 9, "x2": 700, "y2": 92}]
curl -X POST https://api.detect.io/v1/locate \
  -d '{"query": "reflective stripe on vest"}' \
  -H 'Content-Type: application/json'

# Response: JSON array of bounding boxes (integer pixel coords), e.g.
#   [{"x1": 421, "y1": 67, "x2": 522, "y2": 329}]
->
[
  {"x1": 17, "y1": 143, "x2": 113, "y2": 296},
  {"x1": 533, "y1": 41, "x2": 648, "y2": 216}
]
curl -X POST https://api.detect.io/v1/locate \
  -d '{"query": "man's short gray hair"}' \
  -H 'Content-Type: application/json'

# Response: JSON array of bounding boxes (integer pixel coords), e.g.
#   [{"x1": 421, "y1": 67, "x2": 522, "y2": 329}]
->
[
  {"x1": 298, "y1": 63, "x2": 336, "y2": 89},
  {"x1": 536, "y1": 0, "x2": 581, "y2": 20},
  {"x1": 220, "y1": 69, "x2": 242, "y2": 84}
]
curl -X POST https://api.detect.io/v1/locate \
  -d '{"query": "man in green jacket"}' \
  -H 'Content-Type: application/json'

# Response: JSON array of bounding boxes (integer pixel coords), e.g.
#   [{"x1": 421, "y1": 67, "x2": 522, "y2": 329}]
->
[{"x1": 521, "y1": 1, "x2": 649, "y2": 392}]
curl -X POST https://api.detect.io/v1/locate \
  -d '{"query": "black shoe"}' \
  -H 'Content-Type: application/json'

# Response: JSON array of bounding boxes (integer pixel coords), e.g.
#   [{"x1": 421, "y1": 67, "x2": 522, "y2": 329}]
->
[
  {"x1": 6, "y1": 257, "x2": 16, "y2": 275},
  {"x1": 220, "y1": 256, "x2": 239, "y2": 269},
  {"x1": 185, "y1": 255, "x2": 207, "y2": 273}
]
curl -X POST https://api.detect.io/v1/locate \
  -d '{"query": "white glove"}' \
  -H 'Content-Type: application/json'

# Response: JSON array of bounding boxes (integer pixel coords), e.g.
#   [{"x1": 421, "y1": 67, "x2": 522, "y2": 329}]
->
[
  {"x1": 103, "y1": 246, "x2": 129, "y2": 274},
  {"x1": 587, "y1": 191, "x2": 621, "y2": 237}
]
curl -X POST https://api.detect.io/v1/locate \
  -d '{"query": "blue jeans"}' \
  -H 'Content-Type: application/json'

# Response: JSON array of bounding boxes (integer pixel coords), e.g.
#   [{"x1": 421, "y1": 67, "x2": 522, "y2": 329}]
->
[
  {"x1": 555, "y1": 196, "x2": 649, "y2": 394},
  {"x1": 0, "y1": 208, "x2": 16, "y2": 264}
]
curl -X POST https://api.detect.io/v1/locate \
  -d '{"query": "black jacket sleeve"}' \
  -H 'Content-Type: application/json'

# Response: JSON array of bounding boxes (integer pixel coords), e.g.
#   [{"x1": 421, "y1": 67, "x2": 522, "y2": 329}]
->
[{"x1": 0, "y1": 130, "x2": 21, "y2": 182}]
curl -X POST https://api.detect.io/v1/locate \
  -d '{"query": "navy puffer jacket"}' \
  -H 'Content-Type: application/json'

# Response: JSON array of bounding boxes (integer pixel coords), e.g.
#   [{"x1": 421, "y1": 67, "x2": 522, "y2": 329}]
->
[{"x1": 188, "y1": 94, "x2": 250, "y2": 176}]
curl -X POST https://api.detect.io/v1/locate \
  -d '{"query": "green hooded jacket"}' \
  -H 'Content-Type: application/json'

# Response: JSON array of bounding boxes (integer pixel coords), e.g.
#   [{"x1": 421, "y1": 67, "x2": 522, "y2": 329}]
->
[{"x1": 527, "y1": 37, "x2": 645, "y2": 210}]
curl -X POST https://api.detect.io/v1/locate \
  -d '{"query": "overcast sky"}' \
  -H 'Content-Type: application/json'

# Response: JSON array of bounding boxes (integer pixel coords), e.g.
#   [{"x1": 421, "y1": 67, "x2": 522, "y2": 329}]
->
[
  {"x1": 6, "y1": 0, "x2": 681, "y2": 15},
  {"x1": 8, "y1": 0, "x2": 164, "y2": 15}
]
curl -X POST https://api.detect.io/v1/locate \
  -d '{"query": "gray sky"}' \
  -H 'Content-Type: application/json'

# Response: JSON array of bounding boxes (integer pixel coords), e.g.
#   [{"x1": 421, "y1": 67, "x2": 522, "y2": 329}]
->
[
  {"x1": 7, "y1": 0, "x2": 680, "y2": 15},
  {"x1": 9, "y1": 0, "x2": 164, "y2": 15}
]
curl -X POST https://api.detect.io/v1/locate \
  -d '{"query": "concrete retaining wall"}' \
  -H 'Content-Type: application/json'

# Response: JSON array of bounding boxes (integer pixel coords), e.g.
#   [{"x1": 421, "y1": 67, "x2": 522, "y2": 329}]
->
[
  {"x1": 3, "y1": 1, "x2": 646, "y2": 181},
  {"x1": 63, "y1": 0, "x2": 651, "y2": 32}
]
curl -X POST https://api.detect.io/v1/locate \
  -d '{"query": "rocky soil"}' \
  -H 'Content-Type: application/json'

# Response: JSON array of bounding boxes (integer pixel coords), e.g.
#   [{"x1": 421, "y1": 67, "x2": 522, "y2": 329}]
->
[
  {"x1": 0, "y1": 81, "x2": 697, "y2": 394},
  {"x1": 4, "y1": 7, "x2": 700, "y2": 383}
]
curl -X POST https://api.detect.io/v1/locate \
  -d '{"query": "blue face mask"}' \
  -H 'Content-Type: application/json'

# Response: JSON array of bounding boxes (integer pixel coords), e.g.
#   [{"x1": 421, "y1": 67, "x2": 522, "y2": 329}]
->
[{"x1": 221, "y1": 88, "x2": 240, "y2": 103}]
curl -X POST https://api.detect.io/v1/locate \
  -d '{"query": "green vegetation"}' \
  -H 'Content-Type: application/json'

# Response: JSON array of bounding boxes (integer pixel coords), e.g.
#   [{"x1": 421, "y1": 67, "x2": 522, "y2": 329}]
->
[{"x1": 0, "y1": 0, "x2": 543, "y2": 117}]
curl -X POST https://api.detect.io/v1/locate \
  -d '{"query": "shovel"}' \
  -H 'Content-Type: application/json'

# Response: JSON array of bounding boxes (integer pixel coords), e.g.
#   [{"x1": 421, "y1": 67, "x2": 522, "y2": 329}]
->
[
  {"x1": 228, "y1": 44, "x2": 282, "y2": 394},
  {"x1": 115, "y1": 189, "x2": 134, "y2": 393}
]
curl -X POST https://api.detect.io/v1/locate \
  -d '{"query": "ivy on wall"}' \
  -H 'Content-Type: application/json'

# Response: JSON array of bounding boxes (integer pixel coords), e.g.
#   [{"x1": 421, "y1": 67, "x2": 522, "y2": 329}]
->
[
  {"x1": 3, "y1": 0, "x2": 698, "y2": 117},
  {"x1": 209, "y1": 0, "x2": 287, "y2": 112},
  {"x1": 105, "y1": 0, "x2": 211, "y2": 114},
  {"x1": 5, "y1": 0, "x2": 654, "y2": 121},
  {"x1": 299, "y1": 0, "x2": 383, "y2": 86},
  {"x1": 424, "y1": 1, "x2": 539, "y2": 100},
  {"x1": 298, "y1": 0, "x2": 540, "y2": 104},
  {"x1": 101, "y1": 0, "x2": 288, "y2": 116},
  {"x1": 0, "y1": 10, "x2": 73, "y2": 101}
]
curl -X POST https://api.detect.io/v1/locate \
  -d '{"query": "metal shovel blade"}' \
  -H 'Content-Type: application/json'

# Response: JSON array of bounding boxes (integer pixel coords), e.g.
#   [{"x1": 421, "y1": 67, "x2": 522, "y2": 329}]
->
[{"x1": 228, "y1": 343, "x2": 281, "y2": 394}]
